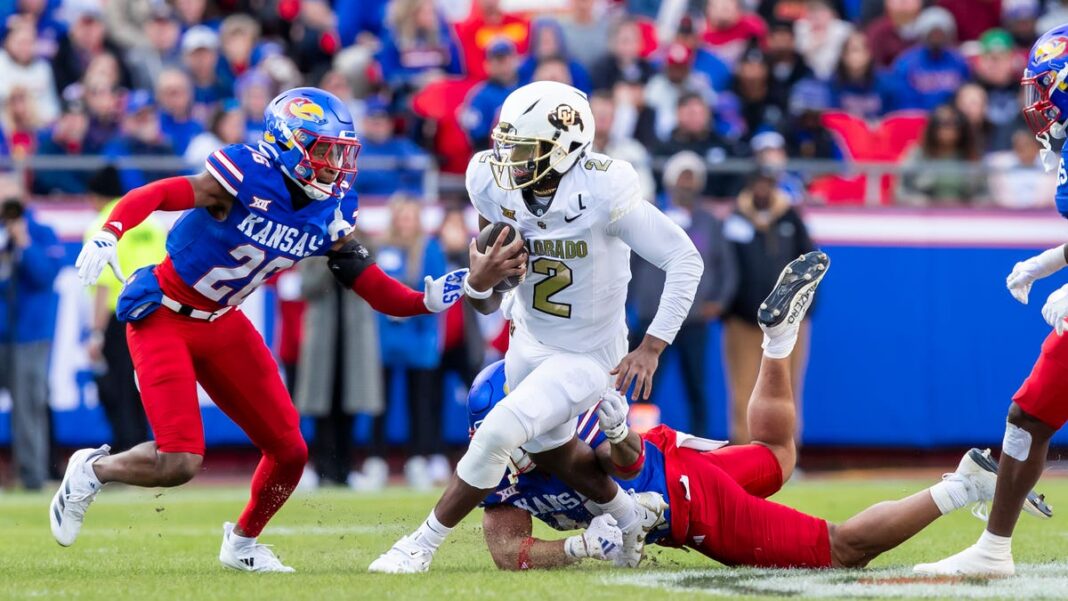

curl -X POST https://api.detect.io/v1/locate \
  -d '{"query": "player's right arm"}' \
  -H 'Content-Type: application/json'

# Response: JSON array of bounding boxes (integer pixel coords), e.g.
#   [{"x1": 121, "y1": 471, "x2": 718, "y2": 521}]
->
[
  {"x1": 465, "y1": 215, "x2": 526, "y2": 315},
  {"x1": 1007, "y1": 243, "x2": 1068, "y2": 304},
  {"x1": 75, "y1": 173, "x2": 232, "y2": 286},
  {"x1": 481, "y1": 505, "x2": 622, "y2": 570}
]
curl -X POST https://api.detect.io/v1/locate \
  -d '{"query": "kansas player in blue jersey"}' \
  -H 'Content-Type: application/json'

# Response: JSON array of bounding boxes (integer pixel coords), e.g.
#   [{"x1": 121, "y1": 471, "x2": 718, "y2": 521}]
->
[
  {"x1": 474, "y1": 254, "x2": 1049, "y2": 571},
  {"x1": 50, "y1": 87, "x2": 475, "y2": 572},
  {"x1": 918, "y1": 24, "x2": 1068, "y2": 577}
]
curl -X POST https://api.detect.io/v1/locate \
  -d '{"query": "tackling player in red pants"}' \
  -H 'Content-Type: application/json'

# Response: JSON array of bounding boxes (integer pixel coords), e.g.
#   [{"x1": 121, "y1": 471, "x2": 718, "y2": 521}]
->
[
  {"x1": 47, "y1": 88, "x2": 505, "y2": 572},
  {"x1": 476, "y1": 253, "x2": 1049, "y2": 570}
]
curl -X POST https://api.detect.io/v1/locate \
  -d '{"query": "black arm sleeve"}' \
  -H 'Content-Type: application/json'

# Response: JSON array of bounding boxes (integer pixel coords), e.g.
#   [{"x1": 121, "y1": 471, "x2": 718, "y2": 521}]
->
[{"x1": 327, "y1": 239, "x2": 376, "y2": 288}]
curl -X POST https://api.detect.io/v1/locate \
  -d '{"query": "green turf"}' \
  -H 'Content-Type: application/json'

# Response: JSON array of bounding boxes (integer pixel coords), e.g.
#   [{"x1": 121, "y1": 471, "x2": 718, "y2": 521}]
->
[{"x1": 2, "y1": 478, "x2": 1067, "y2": 600}]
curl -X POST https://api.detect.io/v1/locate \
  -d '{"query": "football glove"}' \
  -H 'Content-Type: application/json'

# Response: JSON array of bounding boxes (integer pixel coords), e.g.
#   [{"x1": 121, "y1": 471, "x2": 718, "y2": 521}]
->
[
  {"x1": 564, "y1": 515, "x2": 622, "y2": 562},
  {"x1": 1043, "y1": 283, "x2": 1068, "y2": 336},
  {"x1": 1007, "y1": 246, "x2": 1067, "y2": 304},
  {"x1": 423, "y1": 268, "x2": 468, "y2": 313},
  {"x1": 76, "y1": 230, "x2": 124, "y2": 286},
  {"x1": 597, "y1": 388, "x2": 630, "y2": 444},
  {"x1": 327, "y1": 207, "x2": 354, "y2": 243}
]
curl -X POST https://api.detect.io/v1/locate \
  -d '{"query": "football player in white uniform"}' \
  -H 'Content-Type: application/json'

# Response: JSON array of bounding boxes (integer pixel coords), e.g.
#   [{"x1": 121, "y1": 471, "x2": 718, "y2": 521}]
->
[{"x1": 370, "y1": 81, "x2": 704, "y2": 573}]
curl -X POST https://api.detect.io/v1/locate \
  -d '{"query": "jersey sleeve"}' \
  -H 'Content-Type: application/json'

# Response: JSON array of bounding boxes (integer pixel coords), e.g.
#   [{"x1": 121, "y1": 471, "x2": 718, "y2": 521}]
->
[
  {"x1": 205, "y1": 144, "x2": 276, "y2": 208},
  {"x1": 466, "y1": 151, "x2": 500, "y2": 221},
  {"x1": 603, "y1": 159, "x2": 644, "y2": 225}
]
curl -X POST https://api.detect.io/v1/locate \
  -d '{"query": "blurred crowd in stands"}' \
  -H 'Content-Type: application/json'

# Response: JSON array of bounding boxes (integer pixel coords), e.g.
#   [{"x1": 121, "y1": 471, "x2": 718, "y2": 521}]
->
[{"x1": 0, "y1": 0, "x2": 1063, "y2": 206}]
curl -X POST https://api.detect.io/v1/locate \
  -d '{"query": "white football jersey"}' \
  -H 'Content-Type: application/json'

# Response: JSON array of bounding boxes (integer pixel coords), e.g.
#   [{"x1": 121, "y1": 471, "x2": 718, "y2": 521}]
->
[{"x1": 467, "y1": 150, "x2": 642, "y2": 352}]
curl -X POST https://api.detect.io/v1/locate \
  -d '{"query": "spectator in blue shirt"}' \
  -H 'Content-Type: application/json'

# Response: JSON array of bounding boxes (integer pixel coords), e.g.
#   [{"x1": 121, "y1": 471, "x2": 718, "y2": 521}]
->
[
  {"x1": 155, "y1": 68, "x2": 203, "y2": 156},
  {"x1": 371, "y1": 195, "x2": 447, "y2": 486},
  {"x1": 0, "y1": 197, "x2": 62, "y2": 490},
  {"x1": 235, "y1": 70, "x2": 271, "y2": 145},
  {"x1": 887, "y1": 7, "x2": 970, "y2": 111},
  {"x1": 460, "y1": 38, "x2": 520, "y2": 150},
  {"x1": 517, "y1": 18, "x2": 592, "y2": 93},
  {"x1": 376, "y1": 0, "x2": 463, "y2": 93},
  {"x1": 181, "y1": 26, "x2": 229, "y2": 123},
  {"x1": 354, "y1": 98, "x2": 429, "y2": 198},
  {"x1": 336, "y1": 0, "x2": 389, "y2": 46},
  {"x1": 102, "y1": 90, "x2": 179, "y2": 192},
  {"x1": 829, "y1": 31, "x2": 892, "y2": 120}
]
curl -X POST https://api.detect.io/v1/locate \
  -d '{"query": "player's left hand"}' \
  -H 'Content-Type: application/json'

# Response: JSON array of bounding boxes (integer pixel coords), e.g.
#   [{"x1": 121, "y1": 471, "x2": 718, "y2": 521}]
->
[
  {"x1": 423, "y1": 268, "x2": 469, "y2": 313},
  {"x1": 597, "y1": 389, "x2": 630, "y2": 444},
  {"x1": 1042, "y1": 284, "x2": 1068, "y2": 335},
  {"x1": 611, "y1": 336, "x2": 666, "y2": 400},
  {"x1": 327, "y1": 207, "x2": 354, "y2": 243}
]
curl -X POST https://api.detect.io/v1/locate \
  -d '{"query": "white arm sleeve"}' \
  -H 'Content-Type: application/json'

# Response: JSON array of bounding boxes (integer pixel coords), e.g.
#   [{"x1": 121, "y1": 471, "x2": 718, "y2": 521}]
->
[{"x1": 609, "y1": 200, "x2": 703, "y2": 344}]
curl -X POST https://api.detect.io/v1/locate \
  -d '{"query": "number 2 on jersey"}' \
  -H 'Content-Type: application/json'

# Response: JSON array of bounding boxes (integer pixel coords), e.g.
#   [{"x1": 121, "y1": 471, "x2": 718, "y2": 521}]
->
[
  {"x1": 194, "y1": 244, "x2": 295, "y2": 305},
  {"x1": 531, "y1": 258, "x2": 572, "y2": 318}
]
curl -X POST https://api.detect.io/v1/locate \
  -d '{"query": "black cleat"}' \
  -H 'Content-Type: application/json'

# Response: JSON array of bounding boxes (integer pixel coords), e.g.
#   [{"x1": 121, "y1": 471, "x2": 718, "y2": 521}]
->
[{"x1": 758, "y1": 251, "x2": 830, "y2": 331}]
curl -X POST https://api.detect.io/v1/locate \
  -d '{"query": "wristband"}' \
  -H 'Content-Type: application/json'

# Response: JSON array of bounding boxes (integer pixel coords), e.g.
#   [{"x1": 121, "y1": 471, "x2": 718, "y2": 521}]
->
[
  {"x1": 517, "y1": 536, "x2": 536, "y2": 570},
  {"x1": 1036, "y1": 245, "x2": 1068, "y2": 275},
  {"x1": 613, "y1": 443, "x2": 646, "y2": 475},
  {"x1": 563, "y1": 535, "x2": 587, "y2": 560},
  {"x1": 603, "y1": 422, "x2": 629, "y2": 445},
  {"x1": 463, "y1": 276, "x2": 494, "y2": 300}
]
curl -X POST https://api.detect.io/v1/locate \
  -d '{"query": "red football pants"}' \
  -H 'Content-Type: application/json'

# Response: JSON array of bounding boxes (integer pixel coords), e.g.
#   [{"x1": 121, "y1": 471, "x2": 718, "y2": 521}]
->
[
  {"x1": 127, "y1": 307, "x2": 307, "y2": 536},
  {"x1": 675, "y1": 444, "x2": 831, "y2": 568},
  {"x1": 1014, "y1": 330, "x2": 1068, "y2": 429}
]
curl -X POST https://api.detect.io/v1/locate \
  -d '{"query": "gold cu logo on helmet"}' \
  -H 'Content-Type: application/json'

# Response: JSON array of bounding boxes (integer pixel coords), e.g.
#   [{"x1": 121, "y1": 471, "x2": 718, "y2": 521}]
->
[{"x1": 548, "y1": 104, "x2": 583, "y2": 132}]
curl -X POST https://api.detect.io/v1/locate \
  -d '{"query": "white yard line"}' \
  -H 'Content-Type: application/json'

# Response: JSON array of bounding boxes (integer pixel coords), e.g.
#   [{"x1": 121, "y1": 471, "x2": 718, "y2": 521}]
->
[{"x1": 608, "y1": 562, "x2": 1068, "y2": 599}]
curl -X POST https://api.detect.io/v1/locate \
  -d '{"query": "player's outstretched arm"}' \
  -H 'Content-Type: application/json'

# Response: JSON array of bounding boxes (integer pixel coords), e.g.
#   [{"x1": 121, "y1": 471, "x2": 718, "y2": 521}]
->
[
  {"x1": 75, "y1": 173, "x2": 229, "y2": 286},
  {"x1": 327, "y1": 232, "x2": 466, "y2": 317},
  {"x1": 607, "y1": 201, "x2": 703, "y2": 399},
  {"x1": 1007, "y1": 243, "x2": 1068, "y2": 304},
  {"x1": 482, "y1": 506, "x2": 621, "y2": 570}
]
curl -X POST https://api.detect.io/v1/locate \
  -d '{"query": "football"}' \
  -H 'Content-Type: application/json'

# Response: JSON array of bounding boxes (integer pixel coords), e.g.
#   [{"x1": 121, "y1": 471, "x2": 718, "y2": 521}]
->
[{"x1": 475, "y1": 222, "x2": 526, "y2": 292}]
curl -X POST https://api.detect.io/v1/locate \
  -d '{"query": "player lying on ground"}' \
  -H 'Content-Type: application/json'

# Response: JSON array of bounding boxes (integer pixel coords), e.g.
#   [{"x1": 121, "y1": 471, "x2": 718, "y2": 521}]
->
[
  {"x1": 472, "y1": 253, "x2": 1051, "y2": 570},
  {"x1": 51, "y1": 87, "x2": 468, "y2": 573},
  {"x1": 915, "y1": 24, "x2": 1068, "y2": 578},
  {"x1": 370, "y1": 81, "x2": 704, "y2": 573}
]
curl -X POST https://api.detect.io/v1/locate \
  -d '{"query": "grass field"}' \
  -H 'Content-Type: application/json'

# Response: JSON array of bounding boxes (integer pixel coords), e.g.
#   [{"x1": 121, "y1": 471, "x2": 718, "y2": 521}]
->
[{"x1": 2, "y1": 477, "x2": 1068, "y2": 600}]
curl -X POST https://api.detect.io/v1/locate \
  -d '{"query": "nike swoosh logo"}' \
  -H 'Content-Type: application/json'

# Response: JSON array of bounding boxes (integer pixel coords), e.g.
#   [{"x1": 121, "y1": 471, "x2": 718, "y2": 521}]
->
[{"x1": 564, "y1": 214, "x2": 581, "y2": 223}]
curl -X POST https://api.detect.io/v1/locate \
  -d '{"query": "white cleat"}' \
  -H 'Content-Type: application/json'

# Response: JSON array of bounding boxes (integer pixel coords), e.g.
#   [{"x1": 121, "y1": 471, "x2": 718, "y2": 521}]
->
[
  {"x1": 953, "y1": 448, "x2": 1052, "y2": 521},
  {"x1": 368, "y1": 535, "x2": 434, "y2": 574},
  {"x1": 50, "y1": 445, "x2": 109, "y2": 547},
  {"x1": 913, "y1": 543, "x2": 1015, "y2": 578},
  {"x1": 614, "y1": 491, "x2": 667, "y2": 568},
  {"x1": 219, "y1": 522, "x2": 295, "y2": 573}
]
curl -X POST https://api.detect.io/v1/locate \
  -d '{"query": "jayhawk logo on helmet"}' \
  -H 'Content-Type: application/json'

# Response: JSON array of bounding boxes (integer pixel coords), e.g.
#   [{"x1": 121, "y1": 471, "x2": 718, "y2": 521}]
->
[
  {"x1": 1036, "y1": 36, "x2": 1068, "y2": 65},
  {"x1": 286, "y1": 98, "x2": 327, "y2": 125}
]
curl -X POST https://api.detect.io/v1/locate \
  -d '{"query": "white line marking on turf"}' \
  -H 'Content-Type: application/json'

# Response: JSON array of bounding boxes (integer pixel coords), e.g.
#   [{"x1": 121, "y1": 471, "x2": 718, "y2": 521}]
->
[
  {"x1": 84, "y1": 525, "x2": 390, "y2": 538},
  {"x1": 607, "y1": 563, "x2": 1068, "y2": 599}
]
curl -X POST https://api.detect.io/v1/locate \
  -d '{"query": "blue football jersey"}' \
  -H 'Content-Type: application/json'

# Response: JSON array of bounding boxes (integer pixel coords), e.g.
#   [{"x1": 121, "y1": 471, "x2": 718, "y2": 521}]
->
[
  {"x1": 165, "y1": 143, "x2": 358, "y2": 307},
  {"x1": 481, "y1": 407, "x2": 672, "y2": 544},
  {"x1": 1056, "y1": 144, "x2": 1068, "y2": 219}
]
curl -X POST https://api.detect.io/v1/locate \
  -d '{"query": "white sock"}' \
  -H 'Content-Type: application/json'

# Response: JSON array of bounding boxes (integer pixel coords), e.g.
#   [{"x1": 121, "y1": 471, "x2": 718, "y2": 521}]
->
[
  {"x1": 929, "y1": 475, "x2": 973, "y2": 515},
  {"x1": 411, "y1": 510, "x2": 452, "y2": 552},
  {"x1": 595, "y1": 486, "x2": 638, "y2": 532},
  {"x1": 228, "y1": 529, "x2": 256, "y2": 549},
  {"x1": 974, "y1": 529, "x2": 1012, "y2": 557},
  {"x1": 762, "y1": 330, "x2": 798, "y2": 360}
]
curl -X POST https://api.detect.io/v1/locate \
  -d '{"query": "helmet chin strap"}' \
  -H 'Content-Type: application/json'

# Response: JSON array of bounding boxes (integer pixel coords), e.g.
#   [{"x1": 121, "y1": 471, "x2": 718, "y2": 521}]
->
[{"x1": 1039, "y1": 124, "x2": 1065, "y2": 173}]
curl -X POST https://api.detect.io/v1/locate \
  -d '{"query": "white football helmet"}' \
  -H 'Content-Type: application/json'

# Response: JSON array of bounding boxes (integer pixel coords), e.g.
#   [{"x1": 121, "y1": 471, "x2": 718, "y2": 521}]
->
[{"x1": 489, "y1": 81, "x2": 595, "y2": 191}]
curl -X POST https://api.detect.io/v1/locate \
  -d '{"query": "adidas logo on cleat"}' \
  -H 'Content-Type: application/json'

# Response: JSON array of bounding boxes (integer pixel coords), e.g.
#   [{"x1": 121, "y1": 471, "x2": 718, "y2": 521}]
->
[{"x1": 241, "y1": 557, "x2": 255, "y2": 568}]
